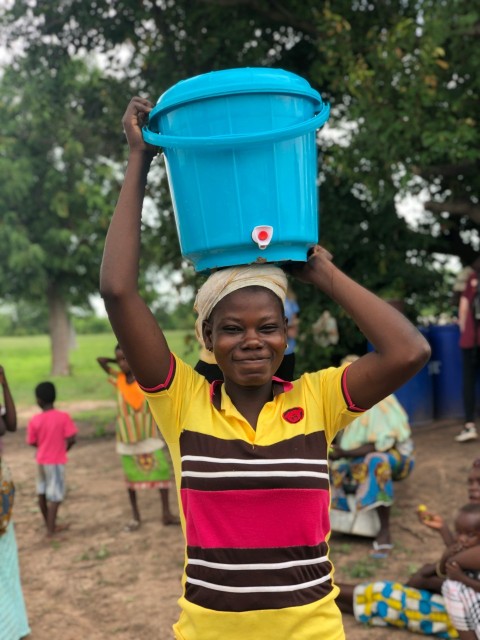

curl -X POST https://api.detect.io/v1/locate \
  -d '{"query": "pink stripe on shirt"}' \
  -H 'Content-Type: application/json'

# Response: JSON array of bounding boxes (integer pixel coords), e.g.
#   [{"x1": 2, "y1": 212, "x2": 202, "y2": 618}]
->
[{"x1": 181, "y1": 487, "x2": 330, "y2": 549}]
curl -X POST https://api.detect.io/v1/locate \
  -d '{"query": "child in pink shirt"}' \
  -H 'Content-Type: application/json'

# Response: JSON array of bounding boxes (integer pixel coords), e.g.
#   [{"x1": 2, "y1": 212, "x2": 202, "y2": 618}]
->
[{"x1": 26, "y1": 382, "x2": 78, "y2": 537}]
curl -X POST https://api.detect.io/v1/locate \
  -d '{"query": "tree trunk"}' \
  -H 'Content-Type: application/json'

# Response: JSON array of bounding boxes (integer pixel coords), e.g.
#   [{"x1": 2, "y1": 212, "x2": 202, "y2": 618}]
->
[{"x1": 47, "y1": 283, "x2": 71, "y2": 376}]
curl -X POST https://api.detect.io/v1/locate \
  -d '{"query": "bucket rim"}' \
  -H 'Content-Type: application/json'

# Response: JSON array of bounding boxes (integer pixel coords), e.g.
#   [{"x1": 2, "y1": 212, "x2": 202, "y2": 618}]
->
[
  {"x1": 143, "y1": 103, "x2": 330, "y2": 149},
  {"x1": 150, "y1": 67, "x2": 323, "y2": 117}
]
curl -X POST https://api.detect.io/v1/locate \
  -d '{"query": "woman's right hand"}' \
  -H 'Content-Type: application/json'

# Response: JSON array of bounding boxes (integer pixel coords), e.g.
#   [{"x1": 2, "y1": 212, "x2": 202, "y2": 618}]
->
[{"x1": 122, "y1": 97, "x2": 157, "y2": 155}]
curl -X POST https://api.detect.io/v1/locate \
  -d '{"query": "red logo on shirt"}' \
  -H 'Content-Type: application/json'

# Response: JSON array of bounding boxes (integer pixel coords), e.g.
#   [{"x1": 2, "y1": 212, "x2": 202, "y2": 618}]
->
[{"x1": 283, "y1": 407, "x2": 305, "y2": 424}]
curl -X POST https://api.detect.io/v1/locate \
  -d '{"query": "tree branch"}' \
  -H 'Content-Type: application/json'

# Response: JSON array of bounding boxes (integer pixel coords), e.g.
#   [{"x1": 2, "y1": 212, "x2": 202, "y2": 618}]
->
[
  {"x1": 424, "y1": 200, "x2": 480, "y2": 224},
  {"x1": 412, "y1": 161, "x2": 477, "y2": 179},
  {"x1": 198, "y1": 0, "x2": 319, "y2": 36}
]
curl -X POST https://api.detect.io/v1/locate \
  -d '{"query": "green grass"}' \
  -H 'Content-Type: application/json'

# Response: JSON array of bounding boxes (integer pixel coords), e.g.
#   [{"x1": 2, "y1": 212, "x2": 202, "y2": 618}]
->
[{"x1": 0, "y1": 331, "x2": 198, "y2": 407}]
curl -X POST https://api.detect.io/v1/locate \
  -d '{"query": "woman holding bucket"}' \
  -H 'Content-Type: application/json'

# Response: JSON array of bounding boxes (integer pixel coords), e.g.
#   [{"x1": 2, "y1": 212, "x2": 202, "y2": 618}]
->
[{"x1": 100, "y1": 96, "x2": 431, "y2": 640}]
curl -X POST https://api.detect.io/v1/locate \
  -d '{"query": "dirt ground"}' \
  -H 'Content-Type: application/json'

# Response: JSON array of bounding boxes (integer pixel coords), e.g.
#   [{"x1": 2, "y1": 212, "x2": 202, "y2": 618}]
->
[{"x1": 5, "y1": 403, "x2": 478, "y2": 639}]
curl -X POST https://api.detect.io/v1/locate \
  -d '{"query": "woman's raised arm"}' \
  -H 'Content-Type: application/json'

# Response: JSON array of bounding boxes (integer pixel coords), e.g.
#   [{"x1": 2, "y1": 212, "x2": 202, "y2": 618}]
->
[
  {"x1": 100, "y1": 98, "x2": 171, "y2": 388},
  {"x1": 290, "y1": 246, "x2": 431, "y2": 409}
]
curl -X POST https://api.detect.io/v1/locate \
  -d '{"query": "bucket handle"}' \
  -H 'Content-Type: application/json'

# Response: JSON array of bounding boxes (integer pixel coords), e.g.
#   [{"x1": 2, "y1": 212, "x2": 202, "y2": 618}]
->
[{"x1": 142, "y1": 103, "x2": 330, "y2": 149}]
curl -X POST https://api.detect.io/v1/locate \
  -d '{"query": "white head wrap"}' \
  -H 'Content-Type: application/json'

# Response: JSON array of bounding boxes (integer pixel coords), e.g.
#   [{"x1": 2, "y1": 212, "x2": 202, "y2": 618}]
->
[{"x1": 194, "y1": 264, "x2": 288, "y2": 347}]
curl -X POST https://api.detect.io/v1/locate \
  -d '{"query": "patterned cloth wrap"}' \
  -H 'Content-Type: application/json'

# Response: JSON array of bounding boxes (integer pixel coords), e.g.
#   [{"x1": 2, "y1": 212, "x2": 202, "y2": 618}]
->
[
  {"x1": 0, "y1": 458, "x2": 15, "y2": 536},
  {"x1": 442, "y1": 577, "x2": 480, "y2": 635},
  {"x1": 330, "y1": 394, "x2": 414, "y2": 512},
  {"x1": 354, "y1": 581, "x2": 458, "y2": 638}
]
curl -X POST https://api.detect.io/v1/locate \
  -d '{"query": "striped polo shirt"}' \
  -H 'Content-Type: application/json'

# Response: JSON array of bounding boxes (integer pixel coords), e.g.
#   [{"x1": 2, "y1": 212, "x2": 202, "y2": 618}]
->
[{"x1": 142, "y1": 355, "x2": 361, "y2": 640}]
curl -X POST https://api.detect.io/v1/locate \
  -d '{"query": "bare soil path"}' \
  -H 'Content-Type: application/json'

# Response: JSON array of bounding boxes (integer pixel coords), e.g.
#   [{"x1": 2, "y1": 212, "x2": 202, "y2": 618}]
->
[{"x1": 4, "y1": 407, "x2": 477, "y2": 639}]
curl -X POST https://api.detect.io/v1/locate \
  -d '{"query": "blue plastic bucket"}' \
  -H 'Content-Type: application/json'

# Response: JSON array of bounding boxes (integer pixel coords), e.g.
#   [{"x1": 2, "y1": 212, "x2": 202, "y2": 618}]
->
[
  {"x1": 143, "y1": 68, "x2": 330, "y2": 272},
  {"x1": 429, "y1": 324, "x2": 464, "y2": 420},
  {"x1": 368, "y1": 329, "x2": 434, "y2": 425}
]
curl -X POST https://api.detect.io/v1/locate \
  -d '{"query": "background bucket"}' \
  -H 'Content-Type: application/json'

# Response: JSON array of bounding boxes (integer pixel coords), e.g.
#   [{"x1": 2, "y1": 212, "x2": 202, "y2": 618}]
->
[
  {"x1": 429, "y1": 324, "x2": 464, "y2": 420},
  {"x1": 368, "y1": 328, "x2": 434, "y2": 426},
  {"x1": 143, "y1": 68, "x2": 330, "y2": 272}
]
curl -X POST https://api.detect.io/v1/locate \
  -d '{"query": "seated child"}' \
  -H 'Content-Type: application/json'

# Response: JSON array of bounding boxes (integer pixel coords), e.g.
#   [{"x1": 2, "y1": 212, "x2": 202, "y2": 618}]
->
[
  {"x1": 441, "y1": 503, "x2": 480, "y2": 640},
  {"x1": 336, "y1": 503, "x2": 480, "y2": 639}
]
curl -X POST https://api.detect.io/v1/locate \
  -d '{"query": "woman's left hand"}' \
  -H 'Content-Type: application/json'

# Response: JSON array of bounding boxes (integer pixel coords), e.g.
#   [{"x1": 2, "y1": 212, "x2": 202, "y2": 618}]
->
[{"x1": 328, "y1": 444, "x2": 345, "y2": 460}]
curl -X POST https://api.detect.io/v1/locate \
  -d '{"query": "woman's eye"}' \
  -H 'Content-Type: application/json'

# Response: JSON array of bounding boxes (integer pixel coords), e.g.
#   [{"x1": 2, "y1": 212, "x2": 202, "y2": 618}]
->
[
  {"x1": 261, "y1": 324, "x2": 278, "y2": 332},
  {"x1": 223, "y1": 326, "x2": 241, "y2": 333}
]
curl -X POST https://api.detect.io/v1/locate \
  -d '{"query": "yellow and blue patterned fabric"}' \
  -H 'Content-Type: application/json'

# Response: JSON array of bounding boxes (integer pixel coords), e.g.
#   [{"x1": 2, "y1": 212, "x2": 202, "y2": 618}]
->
[{"x1": 354, "y1": 580, "x2": 458, "y2": 638}]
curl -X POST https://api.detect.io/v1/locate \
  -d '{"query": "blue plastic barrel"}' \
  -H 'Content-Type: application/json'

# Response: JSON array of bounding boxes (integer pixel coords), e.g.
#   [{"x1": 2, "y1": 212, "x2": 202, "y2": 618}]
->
[
  {"x1": 429, "y1": 324, "x2": 464, "y2": 420},
  {"x1": 143, "y1": 68, "x2": 330, "y2": 272},
  {"x1": 368, "y1": 328, "x2": 434, "y2": 425}
]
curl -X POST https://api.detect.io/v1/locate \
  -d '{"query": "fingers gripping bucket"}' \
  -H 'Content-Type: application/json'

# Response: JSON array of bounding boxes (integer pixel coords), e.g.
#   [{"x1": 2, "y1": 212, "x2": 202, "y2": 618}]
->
[{"x1": 143, "y1": 68, "x2": 330, "y2": 272}]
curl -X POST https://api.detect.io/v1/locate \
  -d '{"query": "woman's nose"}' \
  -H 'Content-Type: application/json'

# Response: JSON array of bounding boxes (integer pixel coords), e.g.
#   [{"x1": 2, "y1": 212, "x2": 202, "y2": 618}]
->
[{"x1": 241, "y1": 330, "x2": 262, "y2": 347}]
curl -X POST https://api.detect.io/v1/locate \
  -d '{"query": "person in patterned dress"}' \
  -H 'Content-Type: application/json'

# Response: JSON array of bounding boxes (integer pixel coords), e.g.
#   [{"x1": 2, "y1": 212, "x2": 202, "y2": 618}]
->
[{"x1": 97, "y1": 346, "x2": 179, "y2": 530}]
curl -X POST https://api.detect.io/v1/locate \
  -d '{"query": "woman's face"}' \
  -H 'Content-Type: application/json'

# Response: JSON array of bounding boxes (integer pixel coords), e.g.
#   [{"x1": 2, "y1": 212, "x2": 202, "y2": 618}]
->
[
  {"x1": 467, "y1": 466, "x2": 480, "y2": 503},
  {"x1": 203, "y1": 287, "x2": 287, "y2": 387}
]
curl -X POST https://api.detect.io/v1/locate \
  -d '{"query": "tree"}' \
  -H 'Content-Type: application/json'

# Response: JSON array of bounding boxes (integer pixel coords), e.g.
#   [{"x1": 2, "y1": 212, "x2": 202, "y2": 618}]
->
[
  {"x1": 310, "y1": 0, "x2": 480, "y2": 265},
  {"x1": 0, "y1": 52, "x2": 127, "y2": 374},
  {"x1": 2, "y1": 1, "x2": 473, "y2": 370},
  {"x1": 5, "y1": 1, "x2": 475, "y2": 262}
]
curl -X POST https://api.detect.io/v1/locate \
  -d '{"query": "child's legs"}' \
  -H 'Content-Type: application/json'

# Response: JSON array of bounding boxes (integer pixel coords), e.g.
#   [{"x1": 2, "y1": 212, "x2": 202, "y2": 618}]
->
[
  {"x1": 158, "y1": 488, "x2": 179, "y2": 524},
  {"x1": 38, "y1": 495, "x2": 48, "y2": 524},
  {"x1": 406, "y1": 562, "x2": 444, "y2": 594},
  {"x1": 36, "y1": 465, "x2": 48, "y2": 524},
  {"x1": 462, "y1": 348, "x2": 477, "y2": 423},
  {"x1": 154, "y1": 450, "x2": 178, "y2": 524},
  {"x1": 46, "y1": 501, "x2": 61, "y2": 536},
  {"x1": 43, "y1": 464, "x2": 66, "y2": 535},
  {"x1": 127, "y1": 488, "x2": 140, "y2": 522}
]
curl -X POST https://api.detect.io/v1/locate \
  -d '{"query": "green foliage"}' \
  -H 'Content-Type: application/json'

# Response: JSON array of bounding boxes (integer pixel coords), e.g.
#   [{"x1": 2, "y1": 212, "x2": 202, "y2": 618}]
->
[
  {"x1": 153, "y1": 300, "x2": 197, "y2": 331},
  {"x1": 0, "y1": 331, "x2": 198, "y2": 406},
  {"x1": 0, "y1": 54, "x2": 128, "y2": 305},
  {"x1": 1, "y1": 0, "x2": 475, "y2": 366},
  {"x1": 71, "y1": 315, "x2": 112, "y2": 335},
  {"x1": 295, "y1": 174, "x2": 446, "y2": 372},
  {"x1": 310, "y1": 0, "x2": 480, "y2": 263},
  {"x1": 0, "y1": 302, "x2": 49, "y2": 336}
]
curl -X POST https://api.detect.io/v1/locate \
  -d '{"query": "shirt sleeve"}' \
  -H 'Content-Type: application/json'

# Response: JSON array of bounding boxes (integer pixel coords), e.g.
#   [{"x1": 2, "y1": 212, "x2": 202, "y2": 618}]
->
[
  {"x1": 303, "y1": 363, "x2": 366, "y2": 444},
  {"x1": 141, "y1": 354, "x2": 208, "y2": 444},
  {"x1": 63, "y1": 413, "x2": 78, "y2": 438}
]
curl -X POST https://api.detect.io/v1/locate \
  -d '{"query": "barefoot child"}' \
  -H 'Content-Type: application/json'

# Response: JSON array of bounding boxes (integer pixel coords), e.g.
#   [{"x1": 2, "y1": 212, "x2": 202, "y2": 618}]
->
[
  {"x1": 97, "y1": 345, "x2": 178, "y2": 530},
  {"x1": 99, "y1": 96, "x2": 430, "y2": 640},
  {"x1": 26, "y1": 381, "x2": 77, "y2": 537}
]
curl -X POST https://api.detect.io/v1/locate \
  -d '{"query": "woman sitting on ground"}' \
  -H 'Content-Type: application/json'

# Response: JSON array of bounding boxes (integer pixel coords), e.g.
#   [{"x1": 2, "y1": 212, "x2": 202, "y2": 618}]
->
[{"x1": 329, "y1": 372, "x2": 414, "y2": 558}]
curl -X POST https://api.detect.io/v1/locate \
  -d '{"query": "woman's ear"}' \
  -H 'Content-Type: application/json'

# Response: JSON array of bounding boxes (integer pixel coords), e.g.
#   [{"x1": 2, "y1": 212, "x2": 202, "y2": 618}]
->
[{"x1": 202, "y1": 320, "x2": 213, "y2": 351}]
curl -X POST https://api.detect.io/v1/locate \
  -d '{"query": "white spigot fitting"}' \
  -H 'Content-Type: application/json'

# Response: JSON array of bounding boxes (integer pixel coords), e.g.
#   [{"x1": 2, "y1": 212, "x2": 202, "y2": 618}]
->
[{"x1": 251, "y1": 225, "x2": 274, "y2": 250}]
